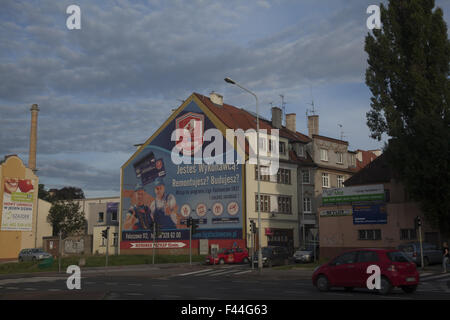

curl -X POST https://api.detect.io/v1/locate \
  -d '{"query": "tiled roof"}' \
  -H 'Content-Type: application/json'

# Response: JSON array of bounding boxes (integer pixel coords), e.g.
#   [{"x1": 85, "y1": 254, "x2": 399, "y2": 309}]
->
[
  {"x1": 344, "y1": 153, "x2": 392, "y2": 186},
  {"x1": 356, "y1": 150, "x2": 379, "y2": 170},
  {"x1": 194, "y1": 93, "x2": 311, "y2": 143},
  {"x1": 194, "y1": 93, "x2": 313, "y2": 165}
]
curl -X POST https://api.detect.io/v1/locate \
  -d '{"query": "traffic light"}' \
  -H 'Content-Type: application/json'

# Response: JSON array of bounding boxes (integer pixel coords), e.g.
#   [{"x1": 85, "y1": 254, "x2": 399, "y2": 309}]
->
[
  {"x1": 101, "y1": 228, "x2": 109, "y2": 239},
  {"x1": 250, "y1": 220, "x2": 256, "y2": 234},
  {"x1": 415, "y1": 216, "x2": 422, "y2": 229},
  {"x1": 191, "y1": 219, "x2": 199, "y2": 235}
]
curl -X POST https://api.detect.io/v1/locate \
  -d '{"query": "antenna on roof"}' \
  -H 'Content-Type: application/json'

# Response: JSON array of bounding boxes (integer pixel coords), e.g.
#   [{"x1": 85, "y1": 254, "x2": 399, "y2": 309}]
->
[
  {"x1": 279, "y1": 94, "x2": 286, "y2": 125},
  {"x1": 305, "y1": 85, "x2": 317, "y2": 116},
  {"x1": 338, "y1": 124, "x2": 346, "y2": 141}
]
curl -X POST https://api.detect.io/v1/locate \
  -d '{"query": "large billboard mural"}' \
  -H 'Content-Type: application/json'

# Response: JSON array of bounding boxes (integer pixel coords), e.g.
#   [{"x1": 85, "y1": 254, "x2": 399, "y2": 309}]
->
[
  {"x1": 1, "y1": 177, "x2": 34, "y2": 231},
  {"x1": 121, "y1": 100, "x2": 244, "y2": 250}
]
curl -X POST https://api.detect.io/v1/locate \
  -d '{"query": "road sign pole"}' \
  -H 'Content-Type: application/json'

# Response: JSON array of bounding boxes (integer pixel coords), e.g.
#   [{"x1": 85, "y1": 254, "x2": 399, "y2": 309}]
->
[
  {"x1": 190, "y1": 224, "x2": 192, "y2": 265},
  {"x1": 58, "y1": 231, "x2": 62, "y2": 273},
  {"x1": 419, "y1": 224, "x2": 424, "y2": 269},
  {"x1": 152, "y1": 222, "x2": 156, "y2": 265},
  {"x1": 105, "y1": 227, "x2": 110, "y2": 268}
]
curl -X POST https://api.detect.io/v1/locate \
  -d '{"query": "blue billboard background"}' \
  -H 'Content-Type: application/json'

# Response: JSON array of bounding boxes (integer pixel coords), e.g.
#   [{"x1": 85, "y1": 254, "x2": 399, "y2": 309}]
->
[
  {"x1": 352, "y1": 202, "x2": 387, "y2": 224},
  {"x1": 121, "y1": 100, "x2": 244, "y2": 243}
]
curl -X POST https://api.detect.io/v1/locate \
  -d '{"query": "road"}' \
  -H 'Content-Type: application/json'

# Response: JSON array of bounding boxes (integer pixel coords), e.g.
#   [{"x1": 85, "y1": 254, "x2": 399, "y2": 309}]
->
[{"x1": 0, "y1": 263, "x2": 449, "y2": 300}]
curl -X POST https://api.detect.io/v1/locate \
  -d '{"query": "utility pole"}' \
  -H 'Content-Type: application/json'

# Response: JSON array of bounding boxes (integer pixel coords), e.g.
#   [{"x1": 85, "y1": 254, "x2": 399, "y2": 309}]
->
[{"x1": 58, "y1": 231, "x2": 62, "y2": 273}]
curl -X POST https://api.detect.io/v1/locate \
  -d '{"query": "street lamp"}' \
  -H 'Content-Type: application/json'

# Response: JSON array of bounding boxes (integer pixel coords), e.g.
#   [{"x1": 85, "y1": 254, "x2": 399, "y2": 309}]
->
[{"x1": 224, "y1": 77, "x2": 262, "y2": 274}]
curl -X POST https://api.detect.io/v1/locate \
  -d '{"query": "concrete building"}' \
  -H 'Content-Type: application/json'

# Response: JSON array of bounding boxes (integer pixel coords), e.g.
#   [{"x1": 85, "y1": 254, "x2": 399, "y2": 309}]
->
[
  {"x1": 318, "y1": 153, "x2": 443, "y2": 260},
  {"x1": 304, "y1": 114, "x2": 359, "y2": 247},
  {"x1": 73, "y1": 197, "x2": 120, "y2": 254}
]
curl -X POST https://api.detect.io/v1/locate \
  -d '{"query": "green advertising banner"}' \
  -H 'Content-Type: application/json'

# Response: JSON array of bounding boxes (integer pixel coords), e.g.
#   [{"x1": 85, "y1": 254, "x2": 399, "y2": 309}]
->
[{"x1": 322, "y1": 184, "x2": 385, "y2": 205}]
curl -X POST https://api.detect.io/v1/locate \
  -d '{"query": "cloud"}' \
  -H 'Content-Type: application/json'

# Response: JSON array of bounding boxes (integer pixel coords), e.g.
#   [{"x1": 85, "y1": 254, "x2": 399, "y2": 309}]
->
[{"x1": 1, "y1": 0, "x2": 449, "y2": 196}]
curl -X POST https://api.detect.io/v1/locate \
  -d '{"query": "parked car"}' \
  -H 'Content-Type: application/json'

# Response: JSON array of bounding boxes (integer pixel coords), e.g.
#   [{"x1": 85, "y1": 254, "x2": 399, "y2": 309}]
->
[
  {"x1": 18, "y1": 248, "x2": 52, "y2": 262},
  {"x1": 312, "y1": 249, "x2": 419, "y2": 295},
  {"x1": 205, "y1": 247, "x2": 249, "y2": 265},
  {"x1": 398, "y1": 242, "x2": 442, "y2": 266},
  {"x1": 252, "y1": 246, "x2": 290, "y2": 268},
  {"x1": 293, "y1": 246, "x2": 319, "y2": 263}
]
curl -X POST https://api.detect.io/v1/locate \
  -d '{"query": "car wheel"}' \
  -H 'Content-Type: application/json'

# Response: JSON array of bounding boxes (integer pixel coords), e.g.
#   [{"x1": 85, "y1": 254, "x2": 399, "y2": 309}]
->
[
  {"x1": 344, "y1": 287, "x2": 354, "y2": 292},
  {"x1": 401, "y1": 285, "x2": 417, "y2": 294},
  {"x1": 316, "y1": 275, "x2": 330, "y2": 292},
  {"x1": 378, "y1": 277, "x2": 393, "y2": 295},
  {"x1": 218, "y1": 258, "x2": 225, "y2": 265}
]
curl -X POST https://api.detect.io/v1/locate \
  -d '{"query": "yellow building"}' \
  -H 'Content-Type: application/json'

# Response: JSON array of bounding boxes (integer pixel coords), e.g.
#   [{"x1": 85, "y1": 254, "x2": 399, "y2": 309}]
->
[{"x1": 0, "y1": 155, "x2": 52, "y2": 260}]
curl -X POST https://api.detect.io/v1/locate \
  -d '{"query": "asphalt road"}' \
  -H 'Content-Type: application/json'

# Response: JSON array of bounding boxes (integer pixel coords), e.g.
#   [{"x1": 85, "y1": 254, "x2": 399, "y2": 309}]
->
[{"x1": 0, "y1": 263, "x2": 449, "y2": 300}]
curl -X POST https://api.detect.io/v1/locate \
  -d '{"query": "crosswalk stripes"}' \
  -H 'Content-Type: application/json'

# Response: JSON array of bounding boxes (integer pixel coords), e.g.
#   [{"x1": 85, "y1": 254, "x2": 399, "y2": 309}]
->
[{"x1": 171, "y1": 266, "x2": 253, "y2": 279}]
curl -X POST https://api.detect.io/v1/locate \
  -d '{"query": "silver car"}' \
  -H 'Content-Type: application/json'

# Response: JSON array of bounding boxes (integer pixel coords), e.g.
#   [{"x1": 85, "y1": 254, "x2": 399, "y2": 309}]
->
[
  {"x1": 398, "y1": 242, "x2": 442, "y2": 266},
  {"x1": 18, "y1": 248, "x2": 52, "y2": 262}
]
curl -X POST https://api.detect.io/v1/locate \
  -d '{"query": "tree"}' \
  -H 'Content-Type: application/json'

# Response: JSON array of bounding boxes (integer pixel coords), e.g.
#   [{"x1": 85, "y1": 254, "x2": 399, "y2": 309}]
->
[
  {"x1": 365, "y1": 0, "x2": 450, "y2": 234},
  {"x1": 52, "y1": 186, "x2": 85, "y2": 201},
  {"x1": 47, "y1": 200, "x2": 87, "y2": 237},
  {"x1": 38, "y1": 184, "x2": 50, "y2": 201}
]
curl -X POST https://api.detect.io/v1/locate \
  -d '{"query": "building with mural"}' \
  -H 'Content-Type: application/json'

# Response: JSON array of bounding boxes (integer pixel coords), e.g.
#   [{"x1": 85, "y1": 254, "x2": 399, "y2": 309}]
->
[
  {"x1": 0, "y1": 155, "x2": 52, "y2": 260},
  {"x1": 120, "y1": 92, "x2": 314, "y2": 255}
]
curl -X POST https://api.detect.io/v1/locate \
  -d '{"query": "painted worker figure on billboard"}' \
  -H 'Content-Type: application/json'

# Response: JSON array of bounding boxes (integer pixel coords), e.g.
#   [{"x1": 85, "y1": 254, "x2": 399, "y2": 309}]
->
[
  {"x1": 150, "y1": 178, "x2": 179, "y2": 229},
  {"x1": 124, "y1": 183, "x2": 152, "y2": 230}
]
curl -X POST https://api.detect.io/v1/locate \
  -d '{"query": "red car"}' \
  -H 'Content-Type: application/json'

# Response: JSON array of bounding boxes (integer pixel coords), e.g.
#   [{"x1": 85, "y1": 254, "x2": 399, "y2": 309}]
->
[
  {"x1": 205, "y1": 248, "x2": 250, "y2": 265},
  {"x1": 312, "y1": 249, "x2": 419, "y2": 295}
]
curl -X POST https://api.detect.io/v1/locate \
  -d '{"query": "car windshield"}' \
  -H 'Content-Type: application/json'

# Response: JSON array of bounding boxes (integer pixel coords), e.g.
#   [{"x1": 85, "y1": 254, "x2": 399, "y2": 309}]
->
[
  {"x1": 387, "y1": 251, "x2": 413, "y2": 263},
  {"x1": 218, "y1": 249, "x2": 229, "y2": 254}
]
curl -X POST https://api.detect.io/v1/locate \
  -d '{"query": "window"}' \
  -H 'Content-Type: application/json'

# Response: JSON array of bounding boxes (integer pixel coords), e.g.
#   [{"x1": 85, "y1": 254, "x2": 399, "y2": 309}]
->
[
  {"x1": 337, "y1": 152, "x2": 343, "y2": 164},
  {"x1": 277, "y1": 196, "x2": 292, "y2": 214},
  {"x1": 350, "y1": 154, "x2": 356, "y2": 167},
  {"x1": 98, "y1": 212, "x2": 104, "y2": 223},
  {"x1": 357, "y1": 251, "x2": 379, "y2": 263},
  {"x1": 302, "y1": 170, "x2": 310, "y2": 184},
  {"x1": 320, "y1": 149, "x2": 328, "y2": 161},
  {"x1": 400, "y1": 229, "x2": 417, "y2": 241},
  {"x1": 255, "y1": 166, "x2": 270, "y2": 181},
  {"x1": 331, "y1": 252, "x2": 357, "y2": 266},
  {"x1": 337, "y1": 175, "x2": 344, "y2": 188},
  {"x1": 322, "y1": 173, "x2": 330, "y2": 188},
  {"x1": 277, "y1": 168, "x2": 291, "y2": 184},
  {"x1": 358, "y1": 229, "x2": 382, "y2": 240},
  {"x1": 279, "y1": 141, "x2": 286, "y2": 155},
  {"x1": 111, "y1": 211, "x2": 118, "y2": 222},
  {"x1": 303, "y1": 197, "x2": 311, "y2": 213},
  {"x1": 255, "y1": 194, "x2": 270, "y2": 212}
]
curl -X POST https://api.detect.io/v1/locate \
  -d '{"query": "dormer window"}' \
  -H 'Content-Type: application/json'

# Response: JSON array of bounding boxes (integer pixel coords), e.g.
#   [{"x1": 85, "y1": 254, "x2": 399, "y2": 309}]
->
[{"x1": 320, "y1": 149, "x2": 328, "y2": 162}]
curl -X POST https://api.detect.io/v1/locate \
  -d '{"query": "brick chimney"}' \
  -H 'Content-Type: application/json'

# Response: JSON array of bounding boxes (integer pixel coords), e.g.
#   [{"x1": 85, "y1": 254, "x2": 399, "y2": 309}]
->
[
  {"x1": 271, "y1": 107, "x2": 282, "y2": 129},
  {"x1": 286, "y1": 113, "x2": 296, "y2": 132},
  {"x1": 308, "y1": 115, "x2": 319, "y2": 138},
  {"x1": 28, "y1": 104, "x2": 39, "y2": 172}
]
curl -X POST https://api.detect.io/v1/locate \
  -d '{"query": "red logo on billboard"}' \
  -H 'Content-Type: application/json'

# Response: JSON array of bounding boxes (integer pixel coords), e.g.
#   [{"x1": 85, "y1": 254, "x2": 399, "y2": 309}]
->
[{"x1": 175, "y1": 112, "x2": 204, "y2": 155}]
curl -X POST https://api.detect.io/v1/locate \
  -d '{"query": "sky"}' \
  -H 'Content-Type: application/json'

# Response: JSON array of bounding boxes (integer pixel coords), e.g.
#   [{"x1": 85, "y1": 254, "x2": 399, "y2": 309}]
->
[{"x1": 1, "y1": 0, "x2": 450, "y2": 198}]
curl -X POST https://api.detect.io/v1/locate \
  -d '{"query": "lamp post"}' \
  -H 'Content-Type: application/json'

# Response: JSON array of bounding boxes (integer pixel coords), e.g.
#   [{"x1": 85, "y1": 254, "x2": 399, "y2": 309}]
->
[{"x1": 224, "y1": 77, "x2": 262, "y2": 274}]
